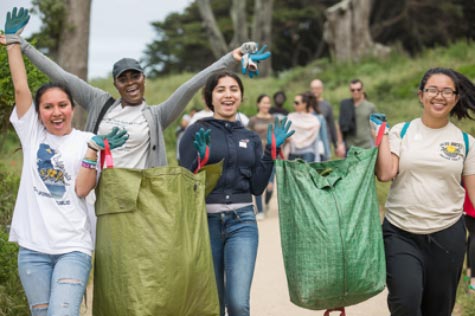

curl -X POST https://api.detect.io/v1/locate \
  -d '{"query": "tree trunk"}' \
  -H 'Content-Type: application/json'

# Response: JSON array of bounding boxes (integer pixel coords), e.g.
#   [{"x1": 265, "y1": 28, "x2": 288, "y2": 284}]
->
[
  {"x1": 197, "y1": 0, "x2": 229, "y2": 58},
  {"x1": 57, "y1": 0, "x2": 92, "y2": 129},
  {"x1": 252, "y1": 0, "x2": 274, "y2": 76},
  {"x1": 323, "y1": 0, "x2": 390, "y2": 62},
  {"x1": 230, "y1": 0, "x2": 248, "y2": 48}
]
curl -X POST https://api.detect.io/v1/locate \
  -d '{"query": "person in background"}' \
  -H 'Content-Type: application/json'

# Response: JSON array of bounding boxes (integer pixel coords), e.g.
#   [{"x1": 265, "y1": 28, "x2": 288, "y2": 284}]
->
[
  {"x1": 248, "y1": 94, "x2": 275, "y2": 220},
  {"x1": 308, "y1": 92, "x2": 331, "y2": 162},
  {"x1": 179, "y1": 71, "x2": 293, "y2": 316},
  {"x1": 338, "y1": 79, "x2": 376, "y2": 154},
  {"x1": 18, "y1": 23, "x2": 259, "y2": 169},
  {"x1": 374, "y1": 67, "x2": 475, "y2": 316},
  {"x1": 285, "y1": 92, "x2": 320, "y2": 162},
  {"x1": 310, "y1": 79, "x2": 345, "y2": 158},
  {"x1": 270, "y1": 90, "x2": 289, "y2": 120},
  {"x1": 1, "y1": 7, "x2": 127, "y2": 316},
  {"x1": 176, "y1": 107, "x2": 198, "y2": 163},
  {"x1": 464, "y1": 193, "x2": 475, "y2": 292}
]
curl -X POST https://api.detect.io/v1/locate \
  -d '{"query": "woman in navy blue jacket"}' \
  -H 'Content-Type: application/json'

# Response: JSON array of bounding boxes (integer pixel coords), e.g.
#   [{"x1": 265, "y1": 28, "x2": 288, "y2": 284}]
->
[{"x1": 179, "y1": 71, "x2": 292, "y2": 316}]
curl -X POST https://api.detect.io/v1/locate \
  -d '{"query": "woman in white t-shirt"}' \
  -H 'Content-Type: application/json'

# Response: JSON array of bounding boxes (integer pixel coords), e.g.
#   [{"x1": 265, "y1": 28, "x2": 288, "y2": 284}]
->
[
  {"x1": 374, "y1": 67, "x2": 475, "y2": 316},
  {"x1": 2, "y1": 8, "x2": 127, "y2": 316}
]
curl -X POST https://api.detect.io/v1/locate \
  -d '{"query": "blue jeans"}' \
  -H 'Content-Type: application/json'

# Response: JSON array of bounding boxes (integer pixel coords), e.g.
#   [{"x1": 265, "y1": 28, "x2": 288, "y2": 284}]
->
[
  {"x1": 207, "y1": 206, "x2": 259, "y2": 316},
  {"x1": 18, "y1": 247, "x2": 92, "y2": 316},
  {"x1": 288, "y1": 152, "x2": 315, "y2": 162}
]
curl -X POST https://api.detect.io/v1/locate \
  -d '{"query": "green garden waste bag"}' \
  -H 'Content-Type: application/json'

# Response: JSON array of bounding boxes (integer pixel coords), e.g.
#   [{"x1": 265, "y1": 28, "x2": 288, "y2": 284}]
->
[
  {"x1": 93, "y1": 165, "x2": 221, "y2": 316},
  {"x1": 276, "y1": 146, "x2": 385, "y2": 310}
]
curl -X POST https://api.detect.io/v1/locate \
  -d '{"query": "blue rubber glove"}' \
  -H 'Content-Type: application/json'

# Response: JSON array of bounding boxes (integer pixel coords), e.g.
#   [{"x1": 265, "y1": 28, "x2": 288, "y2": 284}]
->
[
  {"x1": 193, "y1": 128, "x2": 211, "y2": 159},
  {"x1": 241, "y1": 44, "x2": 271, "y2": 78},
  {"x1": 5, "y1": 7, "x2": 30, "y2": 45},
  {"x1": 267, "y1": 117, "x2": 295, "y2": 147},
  {"x1": 88, "y1": 127, "x2": 129, "y2": 151},
  {"x1": 369, "y1": 113, "x2": 389, "y2": 135}
]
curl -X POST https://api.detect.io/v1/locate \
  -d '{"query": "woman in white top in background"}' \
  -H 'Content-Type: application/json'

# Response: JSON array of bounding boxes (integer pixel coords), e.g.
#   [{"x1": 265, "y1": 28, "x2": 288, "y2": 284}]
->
[{"x1": 285, "y1": 91, "x2": 320, "y2": 162}]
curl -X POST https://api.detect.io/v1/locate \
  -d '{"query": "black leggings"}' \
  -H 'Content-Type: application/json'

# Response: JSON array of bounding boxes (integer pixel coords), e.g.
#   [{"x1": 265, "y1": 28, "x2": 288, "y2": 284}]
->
[
  {"x1": 383, "y1": 218, "x2": 466, "y2": 316},
  {"x1": 465, "y1": 215, "x2": 475, "y2": 277}
]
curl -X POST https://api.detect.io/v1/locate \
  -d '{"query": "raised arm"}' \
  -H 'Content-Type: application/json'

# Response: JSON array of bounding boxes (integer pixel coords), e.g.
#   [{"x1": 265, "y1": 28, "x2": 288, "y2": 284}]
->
[
  {"x1": 156, "y1": 42, "x2": 270, "y2": 129},
  {"x1": 2, "y1": 7, "x2": 32, "y2": 118}
]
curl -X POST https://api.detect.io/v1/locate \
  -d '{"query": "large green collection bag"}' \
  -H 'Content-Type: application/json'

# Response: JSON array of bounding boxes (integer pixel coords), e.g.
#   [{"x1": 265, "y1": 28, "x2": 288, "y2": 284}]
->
[
  {"x1": 276, "y1": 146, "x2": 386, "y2": 311},
  {"x1": 93, "y1": 165, "x2": 220, "y2": 316}
]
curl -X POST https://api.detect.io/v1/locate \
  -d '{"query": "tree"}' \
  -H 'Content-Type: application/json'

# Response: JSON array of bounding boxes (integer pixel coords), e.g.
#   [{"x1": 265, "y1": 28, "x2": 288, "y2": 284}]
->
[
  {"x1": 370, "y1": 0, "x2": 468, "y2": 55},
  {"x1": 323, "y1": 0, "x2": 390, "y2": 62},
  {"x1": 196, "y1": 0, "x2": 274, "y2": 76},
  {"x1": 30, "y1": 0, "x2": 92, "y2": 128},
  {"x1": 251, "y1": 0, "x2": 274, "y2": 76}
]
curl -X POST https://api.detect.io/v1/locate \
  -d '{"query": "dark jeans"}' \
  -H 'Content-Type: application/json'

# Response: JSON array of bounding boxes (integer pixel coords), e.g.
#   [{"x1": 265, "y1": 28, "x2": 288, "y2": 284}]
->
[{"x1": 383, "y1": 217, "x2": 465, "y2": 316}]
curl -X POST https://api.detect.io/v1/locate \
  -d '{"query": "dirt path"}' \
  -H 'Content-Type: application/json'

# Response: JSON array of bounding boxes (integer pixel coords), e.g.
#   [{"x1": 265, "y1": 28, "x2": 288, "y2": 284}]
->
[{"x1": 251, "y1": 192, "x2": 390, "y2": 316}]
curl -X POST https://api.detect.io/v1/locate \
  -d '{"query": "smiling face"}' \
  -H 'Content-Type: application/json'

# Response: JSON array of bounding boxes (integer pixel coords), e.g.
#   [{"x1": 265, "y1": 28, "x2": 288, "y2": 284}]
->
[
  {"x1": 257, "y1": 96, "x2": 272, "y2": 114},
  {"x1": 349, "y1": 82, "x2": 364, "y2": 103},
  {"x1": 418, "y1": 73, "x2": 459, "y2": 127},
  {"x1": 114, "y1": 70, "x2": 145, "y2": 106},
  {"x1": 212, "y1": 76, "x2": 243, "y2": 121},
  {"x1": 38, "y1": 88, "x2": 74, "y2": 136}
]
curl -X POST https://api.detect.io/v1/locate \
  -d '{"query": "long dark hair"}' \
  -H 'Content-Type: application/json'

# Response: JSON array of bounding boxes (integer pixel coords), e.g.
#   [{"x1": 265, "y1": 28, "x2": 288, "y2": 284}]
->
[
  {"x1": 419, "y1": 67, "x2": 475, "y2": 120},
  {"x1": 34, "y1": 82, "x2": 75, "y2": 112},
  {"x1": 203, "y1": 71, "x2": 244, "y2": 111},
  {"x1": 299, "y1": 91, "x2": 318, "y2": 113}
]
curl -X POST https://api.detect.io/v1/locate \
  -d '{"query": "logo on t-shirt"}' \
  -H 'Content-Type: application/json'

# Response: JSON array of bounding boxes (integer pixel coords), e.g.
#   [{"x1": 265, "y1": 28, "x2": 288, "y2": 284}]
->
[
  {"x1": 37, "y1": 143, "x2": 70, "y2": 201},
  {"x1": 439, "y1": 141, "x2": 464, "y2": 161}
]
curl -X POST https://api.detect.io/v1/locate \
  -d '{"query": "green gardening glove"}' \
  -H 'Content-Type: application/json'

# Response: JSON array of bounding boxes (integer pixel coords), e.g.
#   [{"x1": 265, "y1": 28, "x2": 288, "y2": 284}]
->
[
  {"x1": 193, "y1": 128, "x2": 211, "y2": 159},
  {"x1": 5, "y1": 7, "x2": 30, "y2": 45},
  {"x1": 88, "y1": 127, "x2": 129, "y2": 151}
]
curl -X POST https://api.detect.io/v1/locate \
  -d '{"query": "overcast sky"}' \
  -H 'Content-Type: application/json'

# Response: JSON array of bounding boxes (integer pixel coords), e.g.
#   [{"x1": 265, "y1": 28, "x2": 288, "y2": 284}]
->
[{"x1": 1, "y1": 0, "x2": 193, "y2": 79}]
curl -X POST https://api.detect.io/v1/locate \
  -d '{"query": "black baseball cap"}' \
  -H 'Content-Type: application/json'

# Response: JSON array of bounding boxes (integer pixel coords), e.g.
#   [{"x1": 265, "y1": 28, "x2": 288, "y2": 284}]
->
[{"x1": 112, "y1": 58, "x2": 144, "y2": 79}]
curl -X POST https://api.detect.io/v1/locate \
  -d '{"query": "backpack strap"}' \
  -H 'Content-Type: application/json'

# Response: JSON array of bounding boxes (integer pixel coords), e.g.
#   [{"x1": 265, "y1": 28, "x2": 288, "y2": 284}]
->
[
  {"x1": 401, "y1": 121, "x2": 469, "y2": 159},
  {"x1": 93, "y1": 97, "x2": 116, "y2": 134},
  {"x1": 463, "y1": 131, "x2": 469, "y2": 158},
  {"x1": 400, "y1": 121, "x2": 410, "y2": 138}
]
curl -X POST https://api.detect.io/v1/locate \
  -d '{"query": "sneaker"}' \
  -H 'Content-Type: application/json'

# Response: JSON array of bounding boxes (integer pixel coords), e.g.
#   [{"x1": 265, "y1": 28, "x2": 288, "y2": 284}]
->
[{"x1": 256, "y1": 212, "x2": 265, "y2": 221}]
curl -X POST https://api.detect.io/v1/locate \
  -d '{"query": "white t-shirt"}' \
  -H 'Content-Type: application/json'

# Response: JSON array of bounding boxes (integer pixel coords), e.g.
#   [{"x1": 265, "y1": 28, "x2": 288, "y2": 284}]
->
[
  {"x1": 385, "y1": 118, "x2": 475, "y2": 234},
  {"x1": 9, "y1": 105, "x2": 98, "y2": 255},
  {"x1": 98, "y1": 102, "x2": 149, "y2": 169}
]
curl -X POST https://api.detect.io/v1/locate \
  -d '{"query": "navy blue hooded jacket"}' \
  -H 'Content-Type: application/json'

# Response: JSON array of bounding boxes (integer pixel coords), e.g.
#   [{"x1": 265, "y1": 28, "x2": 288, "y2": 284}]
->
[{"x1": 179, "y1": 117, "x2": 275, "y2": 204}]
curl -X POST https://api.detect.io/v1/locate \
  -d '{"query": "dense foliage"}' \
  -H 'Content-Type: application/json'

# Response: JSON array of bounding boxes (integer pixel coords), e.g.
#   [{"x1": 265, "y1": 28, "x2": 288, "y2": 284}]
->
[
  {"x1": 143, "y1": 0, "x2": 474, "y2": 77},
  {"x1": 0, "y1": 46, "x2": 48, "y2": 151}
]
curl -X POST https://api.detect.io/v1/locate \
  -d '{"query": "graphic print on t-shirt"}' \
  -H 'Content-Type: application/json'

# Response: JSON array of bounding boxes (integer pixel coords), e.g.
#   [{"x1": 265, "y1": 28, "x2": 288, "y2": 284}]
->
[
  {"x1": 36, "y1": 143, "x2": 69, "y2": 199},
  {"x1": 440, "y1": 141, "x2": 464, "y2": 161}
]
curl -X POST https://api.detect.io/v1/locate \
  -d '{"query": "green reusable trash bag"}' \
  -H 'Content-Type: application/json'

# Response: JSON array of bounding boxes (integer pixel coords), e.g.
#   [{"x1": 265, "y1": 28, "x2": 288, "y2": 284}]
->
[
  {"x1": 93, "y1": 166, "x2": 220, "y2": 316},
  {"x1": 276, "y1": 146, "x2": 385, "y2": 310}
]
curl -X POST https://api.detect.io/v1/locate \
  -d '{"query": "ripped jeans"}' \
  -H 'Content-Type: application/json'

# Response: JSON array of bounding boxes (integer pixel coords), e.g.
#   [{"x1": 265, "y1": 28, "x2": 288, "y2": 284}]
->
[{"x1": 18, "y1": 247, "x2": 92, "y2": 316}]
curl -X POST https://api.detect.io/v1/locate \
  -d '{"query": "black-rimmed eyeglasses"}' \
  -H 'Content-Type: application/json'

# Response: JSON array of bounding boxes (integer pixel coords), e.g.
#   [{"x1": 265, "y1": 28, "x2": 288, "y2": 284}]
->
[{"x1": 423, "y1": 87, "x2": 457, "y2": 98}]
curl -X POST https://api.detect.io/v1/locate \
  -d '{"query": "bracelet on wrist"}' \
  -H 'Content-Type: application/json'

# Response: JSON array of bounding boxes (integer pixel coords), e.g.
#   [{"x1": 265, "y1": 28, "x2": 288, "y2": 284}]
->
[{"x1": 81, "y1": 158, "x2": 97, "y2": 169}]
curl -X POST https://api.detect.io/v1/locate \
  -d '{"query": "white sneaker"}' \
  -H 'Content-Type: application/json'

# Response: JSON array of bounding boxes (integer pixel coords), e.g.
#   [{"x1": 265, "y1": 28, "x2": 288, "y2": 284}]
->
[{"x1": 256, "y1": 212, "x2": 265, "y2": 221}]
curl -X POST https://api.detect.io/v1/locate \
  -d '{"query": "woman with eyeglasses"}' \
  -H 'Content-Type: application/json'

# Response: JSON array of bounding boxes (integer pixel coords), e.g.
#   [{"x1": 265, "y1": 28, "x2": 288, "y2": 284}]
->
[
  {"x1": 374, "y1": 67, "x2": 475, "y2": 316},
  {"x1": 284, "y1": 92, "x2": 321, "y2": 162}
]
